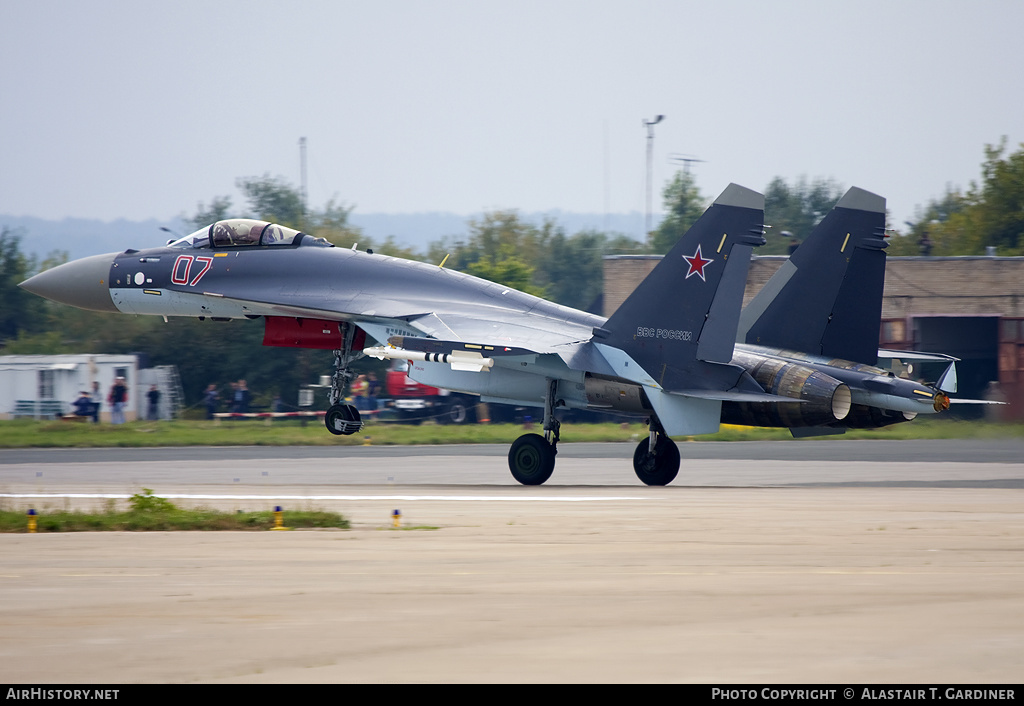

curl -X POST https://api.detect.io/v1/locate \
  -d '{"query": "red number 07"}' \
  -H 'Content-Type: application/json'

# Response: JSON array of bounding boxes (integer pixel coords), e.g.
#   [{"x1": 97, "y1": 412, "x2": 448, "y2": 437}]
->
[{"x1": 171, "y1": 256, "x2": 214, "y2": 286}]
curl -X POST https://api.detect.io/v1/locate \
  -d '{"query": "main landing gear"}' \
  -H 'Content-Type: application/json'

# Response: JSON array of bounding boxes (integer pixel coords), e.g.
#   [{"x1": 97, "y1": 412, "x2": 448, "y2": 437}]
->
[
  {"x1": 632, "y1": 417, "x2": 680, "y2": 486},
  {"x1": 325, "y1": 324, "x2": 364, "y2": 436},
  {"x1": 507, "y1": 380, "x2": 560, "y2": 485},
  {"x1": 506, "y1": 382, "x2": 682, "y2": 486}
]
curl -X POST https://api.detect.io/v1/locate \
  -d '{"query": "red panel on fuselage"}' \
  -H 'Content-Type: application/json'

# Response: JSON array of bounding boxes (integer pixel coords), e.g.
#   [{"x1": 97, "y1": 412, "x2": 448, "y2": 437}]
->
[{"x1": 262, "y1": 316, "x2": 362, "y2": 349}]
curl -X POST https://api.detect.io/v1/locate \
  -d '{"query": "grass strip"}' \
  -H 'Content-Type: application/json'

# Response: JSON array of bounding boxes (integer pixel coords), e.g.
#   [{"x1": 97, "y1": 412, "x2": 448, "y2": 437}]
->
[
  {"x1": 0, "y1": 417, "x2": 1021, "y2": 448},
  {"x1": 2, "y1": 489, "x2": 349, "y2": 532}
]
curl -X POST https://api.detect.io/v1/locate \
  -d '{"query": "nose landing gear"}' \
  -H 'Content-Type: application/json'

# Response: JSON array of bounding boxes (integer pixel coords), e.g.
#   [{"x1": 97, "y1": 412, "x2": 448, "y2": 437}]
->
[
  {"x1": 325, "y1": 402, "x2": 362, "y2": 435},
  {"x1": 324, "y1": 323, "x2": 364, "y2": 436}
]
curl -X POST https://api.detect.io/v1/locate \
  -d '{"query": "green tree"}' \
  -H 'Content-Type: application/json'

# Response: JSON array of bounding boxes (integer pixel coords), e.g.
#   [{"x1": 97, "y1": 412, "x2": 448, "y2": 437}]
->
[
  {"x1": 462, "y1": 210, "x2": 548, "y2": 267},
  {"x1": 888, "y1": 139, "x2": 1024, "y2": 256},
  {"x1": 137, "y1": 317, "x2": 333, "y2": 409},
  {"x1": 762, "y1": 176, "x2": 845, "y2": 254},
  {"x1": 426, "y1": 210, "x2": 645, "y2": 310},
  {"x1": 234, "y1": 176, "x2": 368, "y2": 250},
  {"x1": 466, "y1": 244, "x2": 547, "y2": 298},
  {"x1": 0, "y1": 228, "x2": 47, "y2": 345},
  {"x1": 306, "y1": 198, "x2": 364, "y2": 249},
  {"x1": 236, "y1": 174, "x2": 306, "y2": 229},
  {"x1": 373, "y1": 235, "x2": 421, "y2": 259},
  {"x1": 535, "y1": 228, "x2": 642, "y2": 312},
  {"x1": 972, "y1": 138, "x2": 1024, "y2": 254},
  {"x1": 886, "y1": 187, "x2": 969, "y2": 256},
  {"x1": 650, "y1": 171, "x2": 705, "y2": 254},
  {"x1": 427, "y1": 210, "x2": 547, "y2": 279},
  {"x1": 187, "y1": 196, "x2": 233, "y2": 231}
]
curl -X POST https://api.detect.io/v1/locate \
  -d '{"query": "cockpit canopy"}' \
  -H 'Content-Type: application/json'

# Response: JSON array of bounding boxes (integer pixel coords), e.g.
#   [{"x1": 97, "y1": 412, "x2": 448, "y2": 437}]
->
[{"x1": 169, "y1": 219, "x2": 333, "y2": 249}]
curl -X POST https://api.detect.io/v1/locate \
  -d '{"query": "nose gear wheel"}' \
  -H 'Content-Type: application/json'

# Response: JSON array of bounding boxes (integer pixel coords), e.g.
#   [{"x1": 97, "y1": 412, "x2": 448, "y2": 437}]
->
[{"x1": 325, "y1": 403, "x2": 362, "y2": 435}]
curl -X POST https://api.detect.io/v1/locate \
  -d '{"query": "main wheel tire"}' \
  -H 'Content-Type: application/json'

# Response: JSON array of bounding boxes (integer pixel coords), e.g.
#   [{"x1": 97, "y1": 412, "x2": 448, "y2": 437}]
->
[
  {"x1": 325, "y1": 403, "x2": 361, "y2": 436},
  {"x1": 437, "y1": 399, "x2": 471, "y2": 425},
  {"x1": 632, "y1": 435, "x2": 680, "y2": 486},
  {"x1": 508, "y1": 433, "x2": 556, "y2": 485}
]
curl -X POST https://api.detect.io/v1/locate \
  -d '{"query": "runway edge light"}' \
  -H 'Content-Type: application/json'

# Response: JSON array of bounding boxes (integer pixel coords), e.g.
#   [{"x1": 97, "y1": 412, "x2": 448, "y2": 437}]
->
[{"x1": 271, "y1": 505, "x2": 290, "y2": 531}]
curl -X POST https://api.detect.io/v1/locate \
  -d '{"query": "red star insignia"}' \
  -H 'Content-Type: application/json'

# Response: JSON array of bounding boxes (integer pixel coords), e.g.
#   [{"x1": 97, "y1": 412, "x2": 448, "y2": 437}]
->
[{"x1": 682, "y1": 244, "x2": 713, "y2": 281}]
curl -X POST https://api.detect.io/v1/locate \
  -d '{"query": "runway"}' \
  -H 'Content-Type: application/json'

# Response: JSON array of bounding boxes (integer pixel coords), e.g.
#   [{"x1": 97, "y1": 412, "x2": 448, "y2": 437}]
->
[{"x1": 1, "y1": 440, "x2": 1022, "y2": 683}]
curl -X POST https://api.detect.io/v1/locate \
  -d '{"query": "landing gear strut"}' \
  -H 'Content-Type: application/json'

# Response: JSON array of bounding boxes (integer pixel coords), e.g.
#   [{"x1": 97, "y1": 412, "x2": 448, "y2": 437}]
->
[
  {"x1": 633, "y1": 417, "x2": 680, "y2": 486},
  {"x1": 325, "y1": 323, "x2": 364, "y2": 436},
  {"x1": 508, "y1": 379, "x2": 560, "y2": 485}
]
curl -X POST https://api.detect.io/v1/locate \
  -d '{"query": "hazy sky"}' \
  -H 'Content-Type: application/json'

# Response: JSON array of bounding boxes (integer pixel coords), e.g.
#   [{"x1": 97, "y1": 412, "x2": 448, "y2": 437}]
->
[{"x1": 2, "y1": 0, "x2": 1022, "y2": 232}]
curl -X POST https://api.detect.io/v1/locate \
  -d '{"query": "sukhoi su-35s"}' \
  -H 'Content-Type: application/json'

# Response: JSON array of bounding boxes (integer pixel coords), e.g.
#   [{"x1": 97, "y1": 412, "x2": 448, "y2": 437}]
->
[{"x1": 21, "y1": 184, "x2": 978, "y2": 485}]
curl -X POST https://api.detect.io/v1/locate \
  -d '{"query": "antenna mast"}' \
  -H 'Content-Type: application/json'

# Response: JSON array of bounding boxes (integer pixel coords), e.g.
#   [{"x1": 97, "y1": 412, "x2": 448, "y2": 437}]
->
[{"x1": 299, "y1": 137, "x2": 308, "y2": 215}]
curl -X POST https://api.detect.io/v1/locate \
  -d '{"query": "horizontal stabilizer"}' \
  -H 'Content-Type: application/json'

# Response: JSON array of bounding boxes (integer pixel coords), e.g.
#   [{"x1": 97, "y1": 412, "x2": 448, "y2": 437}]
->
[
  {"x1": 877, "y1": 348, "x2": 959, "y2": 362},
  {"x1": 645, "y1": 390, "x2": 722, "y2": 437},
  {"x1": 947, "y1": 399, "x2": 1007, "y2": 405}
]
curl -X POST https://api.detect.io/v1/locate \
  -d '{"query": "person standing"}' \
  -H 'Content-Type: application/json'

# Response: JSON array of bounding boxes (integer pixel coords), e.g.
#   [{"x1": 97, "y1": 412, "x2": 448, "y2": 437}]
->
[
  {"x1": 233, "y1": 379, "x2": 251, "y2": 414},
  {"x1": 366, "y1": 372, "x2": 381, "y2": 414},
  {"x1": 203, "y1": 384, "x2": 219, "y2": 419},
  {"x1": 89, "y1": 381, "x2": 102, "y2": 423},
  {"x1": 351, "y1": 374, "x2": 368, "y2": 410},
  {"x1": 146, "y1": 385, "x2": 161, "y2": 420},
  {"x1": 918, "y1": 232, "x2": 933, "y2": 256},
  {"x1": 108, "y1": 377, "x2": 128, "y2": 424},
  {"x1": 72, "y1": 391, "x2": 93, "y2": 418}
]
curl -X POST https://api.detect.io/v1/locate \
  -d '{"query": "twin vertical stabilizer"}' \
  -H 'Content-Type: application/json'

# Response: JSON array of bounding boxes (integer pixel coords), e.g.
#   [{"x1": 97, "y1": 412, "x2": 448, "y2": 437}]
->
[
  {"x1": 594, "y1": 184, "x2": 768, "y2": 434},
  {"x1": 737, "y1": 187, "x2": 888, "y2": 364}
]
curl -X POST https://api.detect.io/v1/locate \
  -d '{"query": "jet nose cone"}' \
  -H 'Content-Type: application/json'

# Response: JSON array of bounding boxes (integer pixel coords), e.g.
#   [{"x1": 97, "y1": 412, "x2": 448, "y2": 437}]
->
[{"x1": 19, "y1": 252, "x2": 119, "y2": 313}]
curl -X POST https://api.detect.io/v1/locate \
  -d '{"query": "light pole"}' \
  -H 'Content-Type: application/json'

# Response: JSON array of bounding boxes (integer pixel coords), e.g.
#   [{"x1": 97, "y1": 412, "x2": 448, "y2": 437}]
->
[
  {"x1": 299, "y1": 137, "x2": 308, "y2": 217},
  {"x1": 643, "y1": 115, "x2": 665, "y2": 239}
]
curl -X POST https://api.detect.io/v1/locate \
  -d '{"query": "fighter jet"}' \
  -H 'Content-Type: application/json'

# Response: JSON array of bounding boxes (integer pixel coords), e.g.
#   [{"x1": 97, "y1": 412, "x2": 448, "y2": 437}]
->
[
  {"x1": 726, "y1": 186, "x2": 968, "y2": 436},
  {"x1": 23, "y1": 184, "x2": 791, "y2": 486}
]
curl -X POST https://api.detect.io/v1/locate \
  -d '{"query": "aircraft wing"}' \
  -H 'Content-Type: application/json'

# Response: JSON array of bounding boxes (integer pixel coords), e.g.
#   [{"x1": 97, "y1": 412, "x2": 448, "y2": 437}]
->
[
  {"x1": 175, "y1": 273, "x2": 602, "y2": 356},
  {"x1": 405, "y1": 310, "x2": 596, "y2": 354}
]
